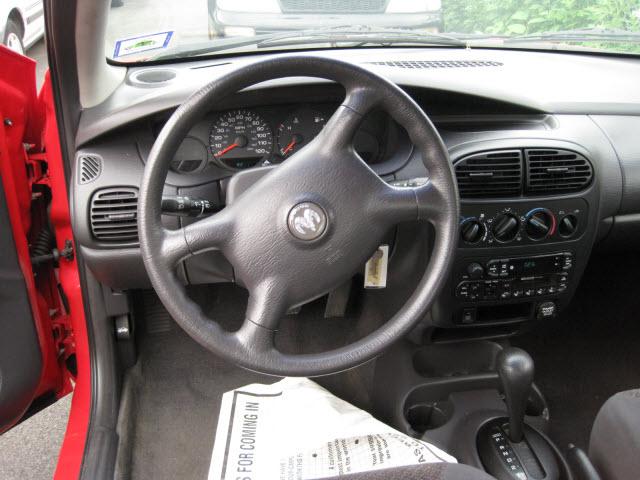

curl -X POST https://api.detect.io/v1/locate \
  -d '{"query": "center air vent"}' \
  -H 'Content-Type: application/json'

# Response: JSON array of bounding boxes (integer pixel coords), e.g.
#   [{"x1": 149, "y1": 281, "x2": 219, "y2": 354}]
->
[
  {"x1": 90, "y1": 187, "x2": 139, "y2": 243},
  {"x1": 525, "y1": 149, "x2": 593, "y2": 195},
  {"x1": 454, "y1": 150, "x2": 523, "y2": 198},
  {"x1": 368, "y1": 60, "x2": 503, "y2": 69}
]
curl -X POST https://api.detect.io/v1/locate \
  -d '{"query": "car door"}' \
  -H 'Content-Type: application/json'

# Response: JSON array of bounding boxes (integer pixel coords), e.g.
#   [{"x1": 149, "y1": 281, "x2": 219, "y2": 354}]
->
[{"x1": 0, "y1": 44, "x2": 74, "y2": 434}]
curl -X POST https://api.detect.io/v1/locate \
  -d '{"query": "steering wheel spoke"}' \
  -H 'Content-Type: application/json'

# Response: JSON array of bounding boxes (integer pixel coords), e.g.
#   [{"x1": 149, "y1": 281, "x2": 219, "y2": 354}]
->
[
  {"x1": 234, "y1": 281, "x2": 288, "y2": 356},
  {"x1": 182, "y1": 210, "x2": 231, "y2": 253},
  {"x1": 414, "y1": 179, "x2": 451, "y2": 223},
  {"x1": 159, "y1": 211, "x2": 232, "y2": 267},
  {"x1": 371, "y1": 177, "x2": 450, "y2": 230},
  {"x1": 159, "y1": 227, "x2": 192, "y2": 267},
  {"x1": 319, "y1": 85, "x2": 379, "y2": 149}
]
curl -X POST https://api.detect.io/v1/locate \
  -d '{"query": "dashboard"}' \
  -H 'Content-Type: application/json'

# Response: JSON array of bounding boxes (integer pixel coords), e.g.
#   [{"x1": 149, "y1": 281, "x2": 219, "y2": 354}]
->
[{"x1": 70, "y1": 47, "x2": 640, "y2": 336}]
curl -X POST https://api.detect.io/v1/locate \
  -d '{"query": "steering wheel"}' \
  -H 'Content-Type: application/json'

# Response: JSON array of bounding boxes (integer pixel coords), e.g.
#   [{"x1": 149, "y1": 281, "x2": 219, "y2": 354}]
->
[{"x1": 139, "y1": 56, "x2": 459, "y2": 376}]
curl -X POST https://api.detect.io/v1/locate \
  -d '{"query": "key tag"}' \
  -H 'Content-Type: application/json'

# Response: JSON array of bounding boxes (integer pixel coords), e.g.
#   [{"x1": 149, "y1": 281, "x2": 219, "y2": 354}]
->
[{"x1": 364, "y1": 245, "x2": 389, "y2": 289}]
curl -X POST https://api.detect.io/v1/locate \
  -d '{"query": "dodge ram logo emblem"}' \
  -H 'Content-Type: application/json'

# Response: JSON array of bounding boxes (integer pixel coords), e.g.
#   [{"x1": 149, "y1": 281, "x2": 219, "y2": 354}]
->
[{"x1": 287, "y1": 202, "x2": 327, "y2": 240}]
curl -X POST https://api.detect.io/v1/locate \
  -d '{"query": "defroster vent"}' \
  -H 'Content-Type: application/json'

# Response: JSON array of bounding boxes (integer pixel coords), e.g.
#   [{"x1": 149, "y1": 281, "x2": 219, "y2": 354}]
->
[
  {"x1": 454, "y1": 150, "x2": 523, "y2": 198},
  {"x1": 368, "y1": 60, "x2": 503, "y2": 69},
  {"x1": 525, "y1": 149, "x2": 593, "y2": 195},
  {"x1": 90, "y1": 187, "x2": 139, "y2": 243}
]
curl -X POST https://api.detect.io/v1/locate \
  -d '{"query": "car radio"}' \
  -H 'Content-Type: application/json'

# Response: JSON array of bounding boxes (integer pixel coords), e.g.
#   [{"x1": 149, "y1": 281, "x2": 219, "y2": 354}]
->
[{"x1": 456, "y1": 252, "x2": 573, "y2": 302}]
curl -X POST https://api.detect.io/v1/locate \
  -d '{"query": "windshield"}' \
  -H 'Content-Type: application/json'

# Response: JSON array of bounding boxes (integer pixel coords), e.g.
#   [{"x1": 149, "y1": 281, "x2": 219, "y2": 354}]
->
[{"x1": 106, "y1": 0, "x2": 640, "y2": 62}]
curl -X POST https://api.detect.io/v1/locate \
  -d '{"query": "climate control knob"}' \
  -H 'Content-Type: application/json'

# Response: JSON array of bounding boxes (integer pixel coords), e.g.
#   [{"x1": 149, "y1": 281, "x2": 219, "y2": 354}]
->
[
  {"x1": 492, "y1": 213, "x2": 520, "y2": 243},
  {"x1": 460, "y1": 218, "x2": 485, "y2": 244},
  {"x1": 525, "y1": 208, "x2": 556, "y2": 240},
  {"x1": 558, "y1": 214, "x2": 578, "y2": 237}
]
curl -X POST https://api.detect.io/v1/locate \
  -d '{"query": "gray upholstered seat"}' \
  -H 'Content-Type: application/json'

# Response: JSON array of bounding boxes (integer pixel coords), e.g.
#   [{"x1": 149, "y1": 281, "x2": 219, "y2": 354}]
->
[{"x1": 590, "y1": 389, "x2": 640, "y2": 480}]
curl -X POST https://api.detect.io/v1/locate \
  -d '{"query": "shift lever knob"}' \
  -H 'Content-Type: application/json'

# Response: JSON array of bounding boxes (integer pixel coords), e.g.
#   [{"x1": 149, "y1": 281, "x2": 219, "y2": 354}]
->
[{"x1": 496, "y1": 347, "x2": 534, "y2": 443}]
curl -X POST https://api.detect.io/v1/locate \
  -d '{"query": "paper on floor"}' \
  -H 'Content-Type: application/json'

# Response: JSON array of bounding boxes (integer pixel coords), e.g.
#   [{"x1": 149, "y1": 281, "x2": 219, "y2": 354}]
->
[{"x1": 208, "y1": 377, "x2": 455, "y2": 480}]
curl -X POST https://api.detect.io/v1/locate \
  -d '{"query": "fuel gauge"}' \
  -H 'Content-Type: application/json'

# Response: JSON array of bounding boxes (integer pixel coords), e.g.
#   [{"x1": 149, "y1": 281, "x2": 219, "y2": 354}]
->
[{"x1": 276, "y1": 109, "x2": 326, "y2": 161}]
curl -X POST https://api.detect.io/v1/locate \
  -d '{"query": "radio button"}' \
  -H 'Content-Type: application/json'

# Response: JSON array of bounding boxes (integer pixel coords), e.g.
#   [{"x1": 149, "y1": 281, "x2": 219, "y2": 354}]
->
[
  {"x1": 456, "y1": 281, "x2": 470, "y2": 298},
  {"x1": 461, "y1": 308, "x2": 476, "y2": 324},
  {"x1": 536, "y1": 301, "x2": 557, "y2": 319},
  {"x1": 487, "y1": 259, "x2": 511, "y2": 278},
  {"x1": 487, "y1": 262, "x2": 499, "y2": 277},
  {"x1": 467, "y1": 262, "x2": 485, "y2": 279}
]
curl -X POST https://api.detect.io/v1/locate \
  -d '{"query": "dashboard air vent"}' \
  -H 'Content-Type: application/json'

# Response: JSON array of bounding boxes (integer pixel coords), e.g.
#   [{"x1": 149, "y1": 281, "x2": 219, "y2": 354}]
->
[
  {"x1": 525, "y1": 149, "x2": 593, "y2": 195},
  {"x1": 455, "y1": 150, "x2": 523, "y2": 198},
  {"x1": 78, "y1": 155, "x2": 102, "y2": 184},
  {"x1": 368, "y1": 60, "x2": 503, "y2": 69},
  {"x1": 90, "y1": 187, "x2": 139, "y2": 243}
]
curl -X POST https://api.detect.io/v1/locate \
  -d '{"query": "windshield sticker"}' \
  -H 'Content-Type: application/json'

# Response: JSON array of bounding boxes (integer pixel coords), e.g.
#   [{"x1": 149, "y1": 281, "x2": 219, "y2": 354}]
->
[{"x1": 113, "y1": 31, "x2": 173, "y2": 58}]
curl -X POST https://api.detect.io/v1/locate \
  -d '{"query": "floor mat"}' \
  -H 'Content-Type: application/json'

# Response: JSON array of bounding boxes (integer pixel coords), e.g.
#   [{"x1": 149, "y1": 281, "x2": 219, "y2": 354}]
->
[
  {"x1": 116, "y1": 288, "x2": 270, "y2": 480},
  {"x1": 116, "y1": 285, "x2": 377, "y2": 480},
  {"x1": 514, "y1": 252, "x2": 640, "y2": 451}
]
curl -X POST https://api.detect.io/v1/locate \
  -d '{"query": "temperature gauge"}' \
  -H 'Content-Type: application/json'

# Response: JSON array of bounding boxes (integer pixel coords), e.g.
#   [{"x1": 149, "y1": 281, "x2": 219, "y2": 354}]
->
[{"x1": 276, "y1": 109, "x2": 326, "y2": 161}]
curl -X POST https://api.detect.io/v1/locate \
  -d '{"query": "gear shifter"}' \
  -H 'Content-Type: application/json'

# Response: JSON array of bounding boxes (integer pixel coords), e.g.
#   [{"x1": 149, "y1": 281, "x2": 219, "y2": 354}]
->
[
  {"x1": 478, "y1": 348, "x2": 561, "y2": 480},
  {"x1": 496, "y1": 347, "x2": 535, "y2": 443}
]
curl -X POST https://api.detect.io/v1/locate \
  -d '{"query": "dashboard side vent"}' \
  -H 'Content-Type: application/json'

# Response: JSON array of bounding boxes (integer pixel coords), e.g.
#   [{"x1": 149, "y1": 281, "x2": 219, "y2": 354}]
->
[
  {"x1": 368, "y1": 60, "x2": 503, "y2": 69},
  {"x1": 90, "y1": 187, "x2": 139, "y2": 243},
  {"x1": 455, "y1": 150, "x2": 523, "y2": 198},
  {"x1": 525, "y1": 149, "x2": 593, "y2": 195},
  {"x1": 78, "y1": 155, "x2": 102, "y2": 184}
]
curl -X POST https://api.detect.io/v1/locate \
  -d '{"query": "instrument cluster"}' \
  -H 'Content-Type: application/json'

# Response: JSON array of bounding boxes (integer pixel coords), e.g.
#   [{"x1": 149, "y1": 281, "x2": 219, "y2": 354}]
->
[{"x1": 168, "y1": 104, "x2": 391, "y2": 174}]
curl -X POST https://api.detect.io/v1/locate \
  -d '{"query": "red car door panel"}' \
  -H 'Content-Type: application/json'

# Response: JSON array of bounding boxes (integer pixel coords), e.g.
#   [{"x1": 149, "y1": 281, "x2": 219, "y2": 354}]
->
[{"x1": 0, "y1": 46, "x2": 89, "y2": 471}]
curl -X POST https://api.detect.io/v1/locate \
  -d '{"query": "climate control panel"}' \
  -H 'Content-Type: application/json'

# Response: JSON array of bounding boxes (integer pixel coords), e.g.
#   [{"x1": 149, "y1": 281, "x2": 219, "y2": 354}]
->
[{"x1": 458, "y1": 199, "x2": 587, "y2": 248}]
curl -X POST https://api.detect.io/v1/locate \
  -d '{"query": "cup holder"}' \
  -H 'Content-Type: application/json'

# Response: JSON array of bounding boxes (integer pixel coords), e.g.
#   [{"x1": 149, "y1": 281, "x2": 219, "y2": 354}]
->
[{"x1": 405, "y1": 401, "x2": 454, "y2": 434}]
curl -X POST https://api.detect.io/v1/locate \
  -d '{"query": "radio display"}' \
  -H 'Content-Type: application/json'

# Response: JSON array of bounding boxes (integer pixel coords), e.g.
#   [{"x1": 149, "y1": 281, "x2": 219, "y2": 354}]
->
[
  {"x1": 514, "y1": 254, "x2": 570, "y2": 276},
  {"x1": 487, "y1": 253, "x2": 573, "y2": 278}
]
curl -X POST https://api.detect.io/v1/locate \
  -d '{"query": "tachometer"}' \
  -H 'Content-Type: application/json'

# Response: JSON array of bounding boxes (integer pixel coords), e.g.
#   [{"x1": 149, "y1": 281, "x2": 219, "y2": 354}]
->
[
  {"x1": 276, "y1": 109, "x2": 326, "y2": 161},
  {"x1": 210, "y1": 109, "x2": 273, "y2": 170}
]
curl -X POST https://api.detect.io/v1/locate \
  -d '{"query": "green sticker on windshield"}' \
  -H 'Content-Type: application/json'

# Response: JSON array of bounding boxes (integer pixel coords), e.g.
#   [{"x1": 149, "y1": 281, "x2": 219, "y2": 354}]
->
[{"x1": 113, "y1": 31, "x2": 173, "y2": 58}]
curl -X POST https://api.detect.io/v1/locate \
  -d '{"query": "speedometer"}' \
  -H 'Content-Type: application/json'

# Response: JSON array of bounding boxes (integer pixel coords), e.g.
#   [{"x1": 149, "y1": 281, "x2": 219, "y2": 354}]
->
[{"x1": 209, "y1": 110, "x2": 273, "y2": 170}]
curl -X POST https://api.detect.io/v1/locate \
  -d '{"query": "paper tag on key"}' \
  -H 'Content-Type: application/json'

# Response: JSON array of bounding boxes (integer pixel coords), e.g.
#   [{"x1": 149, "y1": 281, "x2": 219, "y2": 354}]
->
[{"x1": 364, "y1": 245, "x2": 389, "y2": 289}]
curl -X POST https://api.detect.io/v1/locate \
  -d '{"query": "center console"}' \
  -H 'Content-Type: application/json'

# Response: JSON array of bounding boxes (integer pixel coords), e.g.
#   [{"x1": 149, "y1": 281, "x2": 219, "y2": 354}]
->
[
  {"x1": 373, "y1": 341, "x2": 573, "y2": 480},
  {"x1": 428, "y1": 159, "x2": 599, "y2": 337}
]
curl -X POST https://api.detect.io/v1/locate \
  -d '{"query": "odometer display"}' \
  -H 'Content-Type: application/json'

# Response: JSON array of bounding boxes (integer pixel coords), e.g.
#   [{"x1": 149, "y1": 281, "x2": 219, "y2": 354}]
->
[{"x1": 209, "y1": 110, "x2": 273, "y2": 170}]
